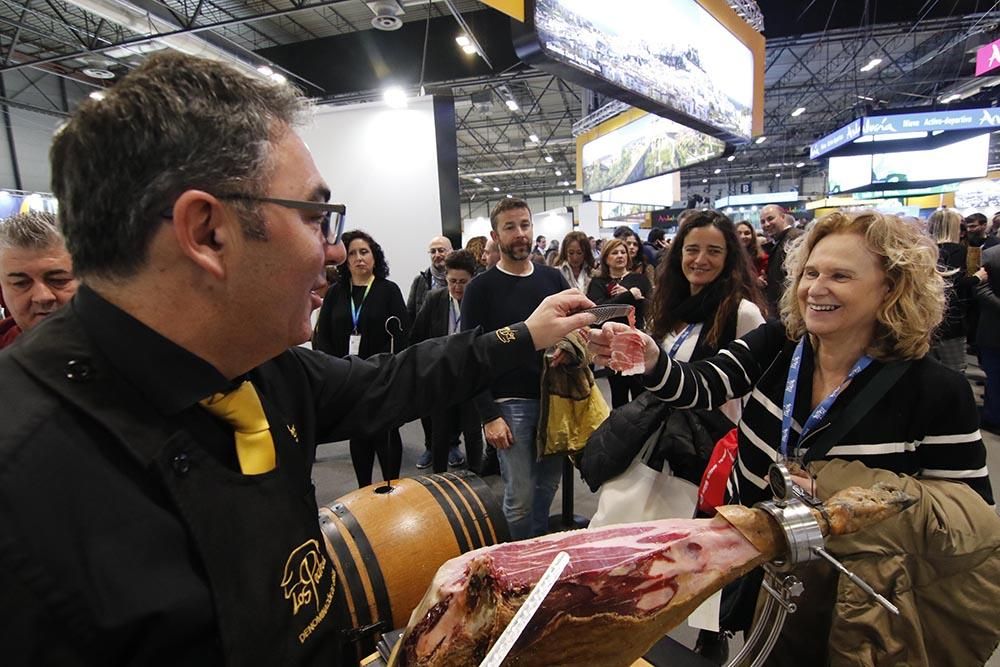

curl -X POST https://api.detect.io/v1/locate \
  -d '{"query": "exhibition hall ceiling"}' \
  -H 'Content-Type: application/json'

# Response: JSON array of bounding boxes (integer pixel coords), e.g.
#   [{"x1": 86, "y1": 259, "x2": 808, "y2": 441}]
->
[{"x1": 1, "y1": 0, "x2": 999, "y2": 202}]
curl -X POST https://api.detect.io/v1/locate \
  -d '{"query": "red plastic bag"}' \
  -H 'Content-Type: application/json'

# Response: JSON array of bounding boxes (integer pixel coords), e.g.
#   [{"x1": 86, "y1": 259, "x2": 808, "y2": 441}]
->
[{"x1": 697, "y1": 428, "x2": 738, "y2": 515}]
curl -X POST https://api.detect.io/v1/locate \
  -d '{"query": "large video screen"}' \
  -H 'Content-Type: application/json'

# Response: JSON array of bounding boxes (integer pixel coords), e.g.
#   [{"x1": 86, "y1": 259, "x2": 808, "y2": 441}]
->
[
  {"x1": 827, "y1": 134, "x2": 989, "y2": 194},
  {"x1": 581, "y1": 112, "x2": 726, "y2": 193},
  {"x1": 516, "y1": 0, "x2": 759, "y2": 143}
]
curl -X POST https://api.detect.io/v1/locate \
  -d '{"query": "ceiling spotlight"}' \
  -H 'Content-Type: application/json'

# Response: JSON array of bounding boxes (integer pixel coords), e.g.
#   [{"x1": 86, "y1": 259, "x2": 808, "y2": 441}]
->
[
  {"x1": 383, "y1": 86, "x2": 407, "y2": 109},
  {"x1": 795, "y1": 161, "x2": 806, "y2": 168},
  {"x1": 755, "y1": 136, "x2": 767, "y2": 144},
  {"x1": 774, "y1": 173, "x2": 781, "y2": 178},
  {"x1": 256, "y1": 65, "x2": 274, "y2": 77},
  {"x1": 506, "y1": 194, "x2": 513, "y2": 198},
  {"x1": 505, "y1": 99, "x2": 519, "y2": 112},
  {"x1": 473, "y1": 177, "x2": 483, "y2": 184},
  {"x1": 455, "y1": 35, "x2": 471, "y2": 47},
  {"x1": 554, "y1": 169, "x2": 562, "y2": 176},
  {"x1": 702, "y1": 178, "x2": 708, "y2": 183},
  {"x1": 566, "y1": 189, "x2": 574, "y2": 194},
  {"x1": 461, "y1": 44, "x2": 477, "y2": 55},
  {"x1": 544, "y1": 155, "x2": 554, "y2": 163},
  {"x1": 791, "y1": 107, "x2": 806, "y2": 117},
  {"x1": 727, "y1": 155, "x2": 736, "y2": 162},
  {"x1": 713, "y1": 168, "x2": 721, "y2": 174},
  {"x1": 493, "y1": 186, "x2": 500, "y2": 192},
  {"x1": 89, "y1": 91, "x2": 106, "y2": 101},
  {"x1": 561, "y1": 180, "x2": 571, "y2": 186},
  {"x1": 859, "y1": 58, "x2": 882, "y2": 72},
  {"x1": 528, "y1": 133, "x2": 540, "y2": 143}
]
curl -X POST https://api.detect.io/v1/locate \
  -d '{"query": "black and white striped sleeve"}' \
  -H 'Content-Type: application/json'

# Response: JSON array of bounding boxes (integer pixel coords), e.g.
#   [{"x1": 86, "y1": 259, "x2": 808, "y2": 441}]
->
[
  {"x1": 916, "y1": 371, "x2": 994, "y2": 506},
  {"x1": 642, "y1": 320, "x2": 783, "y2": 410}
]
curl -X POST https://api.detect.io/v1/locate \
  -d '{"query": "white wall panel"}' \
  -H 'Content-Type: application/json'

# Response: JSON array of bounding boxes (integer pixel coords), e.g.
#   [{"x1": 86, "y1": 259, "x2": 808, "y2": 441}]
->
[{"x1": 299, "y1": 97, "x2": 442, "y2": 292}]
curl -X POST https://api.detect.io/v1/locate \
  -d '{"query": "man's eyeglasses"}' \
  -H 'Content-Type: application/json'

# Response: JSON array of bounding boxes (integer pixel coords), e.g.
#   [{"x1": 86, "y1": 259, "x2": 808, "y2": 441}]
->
[{"x1": 217, "y1": 194, "x2": 347, "y2": 245}]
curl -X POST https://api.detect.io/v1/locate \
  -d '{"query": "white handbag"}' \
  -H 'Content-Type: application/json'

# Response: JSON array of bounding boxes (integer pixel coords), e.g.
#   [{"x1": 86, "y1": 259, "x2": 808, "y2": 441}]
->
[{"x1": 589, "y1": 422, "x2": 698, "y2": 528}]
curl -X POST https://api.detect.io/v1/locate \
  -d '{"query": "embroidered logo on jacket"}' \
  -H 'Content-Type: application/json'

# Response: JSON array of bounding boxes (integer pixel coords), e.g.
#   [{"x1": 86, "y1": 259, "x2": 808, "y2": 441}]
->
[{"x1": 281, "y1": 539, "x2": 335, "y2": 643}]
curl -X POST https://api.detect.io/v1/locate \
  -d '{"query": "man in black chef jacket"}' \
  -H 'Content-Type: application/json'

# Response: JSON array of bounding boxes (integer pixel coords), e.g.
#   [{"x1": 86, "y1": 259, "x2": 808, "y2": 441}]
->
[{"x1": 0, "y1": 53, "x2": 594, "y2": 666}]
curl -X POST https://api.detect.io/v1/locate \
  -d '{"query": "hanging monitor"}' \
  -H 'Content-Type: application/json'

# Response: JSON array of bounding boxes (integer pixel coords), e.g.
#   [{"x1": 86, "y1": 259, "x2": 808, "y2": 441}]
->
[{"x1": 514, "y1": 0, "x2": 764, "y2": 144}]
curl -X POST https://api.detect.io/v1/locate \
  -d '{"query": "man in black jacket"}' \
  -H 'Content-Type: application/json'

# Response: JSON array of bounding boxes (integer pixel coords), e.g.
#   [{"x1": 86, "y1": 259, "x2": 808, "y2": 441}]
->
[
  {"x1": 407, "y1": 234, "x2": 452, "y2": 468},
  {"x1": 0, "y1": 53, "x2": 594, "y2": 666},
  {"x1": 760, "y1": 204, "x2": 803, "y2": 318},
  {"x1": 411, "y1": 250, "x2": 484, "y2": 472}
]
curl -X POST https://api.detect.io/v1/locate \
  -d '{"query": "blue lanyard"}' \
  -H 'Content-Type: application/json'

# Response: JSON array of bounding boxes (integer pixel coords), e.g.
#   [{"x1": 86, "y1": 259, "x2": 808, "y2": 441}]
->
[
  {"x1": 449, "y1": 298, "x2": 462, "y2": 333},
  {"x1": 780, "y1": 338, "x2": 872, "y2": 459},
  {"x1": 350, "y1": 278, "x2": 374, "y2": 333},
  {"x1": 668, "y1": 323, "x2": 697, "y2": 359}
]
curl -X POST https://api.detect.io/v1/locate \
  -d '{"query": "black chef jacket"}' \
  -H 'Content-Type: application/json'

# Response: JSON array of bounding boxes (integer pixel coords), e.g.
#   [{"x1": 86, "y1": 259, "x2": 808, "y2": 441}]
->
[{"x1": 0, "y1": 285, "x2": 535, "y2": 666}]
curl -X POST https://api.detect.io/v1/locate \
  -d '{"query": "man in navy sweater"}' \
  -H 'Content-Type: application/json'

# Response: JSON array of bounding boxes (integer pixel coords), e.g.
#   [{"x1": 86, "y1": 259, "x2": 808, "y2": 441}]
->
[{"x1": 462, "y1": 197, "x2": 575, "y2": 539}]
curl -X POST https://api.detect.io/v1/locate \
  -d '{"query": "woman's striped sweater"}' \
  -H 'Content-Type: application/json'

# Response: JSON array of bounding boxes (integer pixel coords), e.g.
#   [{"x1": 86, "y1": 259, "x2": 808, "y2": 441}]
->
[{"x1": 642, "y1": 320, "x2": 994, "y2": 507}]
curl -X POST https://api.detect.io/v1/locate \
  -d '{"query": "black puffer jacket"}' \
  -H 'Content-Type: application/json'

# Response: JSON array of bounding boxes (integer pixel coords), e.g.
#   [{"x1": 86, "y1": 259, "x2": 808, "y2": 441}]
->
[
  {"x1": 577, "y1": 392, "x2": 732, "y2": 492},
  {"x1": 936, "y1": 242, "x2": 978, "y2": 340}
]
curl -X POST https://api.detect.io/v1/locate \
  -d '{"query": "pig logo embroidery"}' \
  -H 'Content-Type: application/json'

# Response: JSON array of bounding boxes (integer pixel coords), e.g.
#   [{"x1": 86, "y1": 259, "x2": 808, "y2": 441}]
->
[{"x1": 281, "y1": 539, "x2": 336, "y2": 643}]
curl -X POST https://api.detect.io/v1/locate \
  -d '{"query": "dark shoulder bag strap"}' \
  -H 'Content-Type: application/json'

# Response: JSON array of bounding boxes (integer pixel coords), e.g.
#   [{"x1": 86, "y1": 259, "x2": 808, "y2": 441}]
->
[{"x1": 802, "y1": 360, "x2": 913, "y2": 464}]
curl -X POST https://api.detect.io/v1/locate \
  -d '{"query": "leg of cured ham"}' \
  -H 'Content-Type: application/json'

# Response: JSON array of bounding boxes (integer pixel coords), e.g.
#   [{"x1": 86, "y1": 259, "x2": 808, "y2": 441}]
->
[{"x1": 391, "y1": 483, "x2": 913, "y2": 667}]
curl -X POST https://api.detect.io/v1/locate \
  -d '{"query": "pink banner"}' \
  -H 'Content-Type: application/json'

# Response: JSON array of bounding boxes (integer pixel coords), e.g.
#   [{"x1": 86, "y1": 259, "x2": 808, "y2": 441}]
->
[{"x1": 976, "y1": 38, "x2": 1000, "y2": 76}]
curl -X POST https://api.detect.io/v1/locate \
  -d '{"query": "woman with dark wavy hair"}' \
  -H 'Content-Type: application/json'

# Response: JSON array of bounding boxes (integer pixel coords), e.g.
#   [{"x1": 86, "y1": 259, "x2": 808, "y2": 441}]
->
[
  {"x1": 648, "y1": 211, "x2": 766, "y2": 424},
  {"x1": 313, "y1": 229, "x2": 409, "y2": 487}
]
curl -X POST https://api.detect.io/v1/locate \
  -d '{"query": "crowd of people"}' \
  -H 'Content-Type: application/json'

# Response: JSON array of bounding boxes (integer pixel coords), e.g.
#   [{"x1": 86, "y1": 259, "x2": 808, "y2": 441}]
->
[{"x1": 0, "y1": 51, "x2": 998, "y2": 666}]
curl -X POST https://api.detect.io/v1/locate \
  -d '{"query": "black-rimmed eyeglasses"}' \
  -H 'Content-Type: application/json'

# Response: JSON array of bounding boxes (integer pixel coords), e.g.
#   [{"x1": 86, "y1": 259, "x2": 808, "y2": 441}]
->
[{"x1": 217, "y1": 194, "x2": 347, "y2": 245}]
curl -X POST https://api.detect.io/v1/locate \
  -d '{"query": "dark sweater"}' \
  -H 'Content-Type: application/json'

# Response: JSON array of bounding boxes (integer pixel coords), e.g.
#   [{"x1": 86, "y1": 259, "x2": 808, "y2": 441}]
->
[
  {"x1": 461, "y1": 264, "x2": 569, "y2": 422},
  {"x1": 312, "y1": 278, "x2": 409, "y2": 358},
  {"x1": 586, "y1": 273, "x2": 652, "y2": 328}
]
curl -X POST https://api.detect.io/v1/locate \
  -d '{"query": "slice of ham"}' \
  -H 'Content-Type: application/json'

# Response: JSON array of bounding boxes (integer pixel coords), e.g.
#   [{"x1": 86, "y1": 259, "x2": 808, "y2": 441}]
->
[
  {"x1": 608, "y1": 330, "x2": 646, "y2": 376},
  {"x1": 391, "y1": 483, "x2": 914, "y2": 667}
]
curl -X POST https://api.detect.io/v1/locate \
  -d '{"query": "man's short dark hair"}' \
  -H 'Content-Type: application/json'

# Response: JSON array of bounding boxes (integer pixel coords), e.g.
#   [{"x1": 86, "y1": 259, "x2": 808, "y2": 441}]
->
[
  {"x1": 966, "y1": 212, "x2": 988, "y2": 226},
  {"x1": 444, "y1": 249, "x2": 477, "y2": 275},
  {"x1": 489, "y1": 197, "x2": 531, "y2": 231},
  {"x1": 647, "y1": 228, "x2": 666, "y2": 243},
  {"x1": 50, "y1": 52, "x2": 308, "y2": 279}
]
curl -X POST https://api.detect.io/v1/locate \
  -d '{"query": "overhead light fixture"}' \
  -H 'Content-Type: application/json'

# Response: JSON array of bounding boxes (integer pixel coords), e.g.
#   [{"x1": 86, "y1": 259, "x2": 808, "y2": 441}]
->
[
  {"x1": 795, "y1": 161, "x2": 805, "y2": 168},
  {"x1": 544, "y1": 155, "x2": 554, "y2": 163},
  {"x1": 383, "y1": 86, "x2": 407, "y2": 109},
  {"x1": 566, "y1": 189, "x2": 574, "y2": 194},
  {"x1": 791, "y1": 107, "x2": 806, "y2": 117},
  {"x1": 859, "y1": 58, "x2": 883, "y2": 72},
  {"x1": 89, "y1": 91, "x2": 106, "y2": 101},
  {"x1": 702, "y1": 178, "x2": 708, "y2": 183},
  {"x1": 493, "y1": 186, "x2": 500, "y2": 192},
  {"x1": 941, "y1": 93, "x2": 961, "y2": 103},
  {"x1": 713, "y1": 168, "x2": 721, "y2": 174},
  {"x1": 473, "y1": 177, "x2": 483, "y2": 184},
  {"x1": 856, "y1": 94, "x2": 876, "y2": 101},
  {"x1": 506, "y1": 194, "x2": 513, "y2": 198},
  {"x1": 755, "y1": 136, "x2": 767, "y2": 144},
  {"x1": 455, "y1": 35, "x2": 471, "y2": 47},
  {"x1": 727, "y1": 155, "x2": 736, "y2": 162},
  {"x1": 528, "y1": 133, "x2": 540, "y2": 144},
  {"x1": 554, "y1": 169, "x2": 562, "y2": 176},
  {"x1": 561, "y1": 180, "x2": 570, "y2": 186},
  {"x1": 461, "y1": 44, "x2": 477, "y2": 55},
  {"x1": 774, "y1": 173, "x2": 781, "y2": 178},
  {"x1": 505, "y1": 99, "x2": 519, "y2": 112}
]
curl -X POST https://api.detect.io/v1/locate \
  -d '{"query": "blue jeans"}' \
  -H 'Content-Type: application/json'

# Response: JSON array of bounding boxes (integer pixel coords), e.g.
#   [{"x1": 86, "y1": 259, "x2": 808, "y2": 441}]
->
[
  {"x1": 495, "y1": 399, "x2": 563, "y2": 540},
  {"x1": 981, "y1": 347, "x2": 1000, "y2": 425}
]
